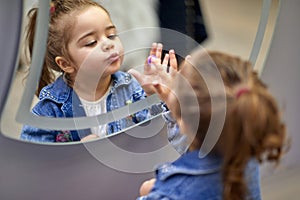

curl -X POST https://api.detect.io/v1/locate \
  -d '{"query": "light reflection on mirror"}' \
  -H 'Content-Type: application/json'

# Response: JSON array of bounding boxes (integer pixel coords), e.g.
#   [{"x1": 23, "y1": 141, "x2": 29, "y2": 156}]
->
[{"x1": 0, "y1": 0, "x2": 279, "y2": 143}]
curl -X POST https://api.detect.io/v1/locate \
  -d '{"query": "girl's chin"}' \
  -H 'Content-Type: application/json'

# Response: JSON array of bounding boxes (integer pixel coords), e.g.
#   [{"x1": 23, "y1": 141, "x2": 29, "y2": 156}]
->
[{"x1": 105, "y1": 63, "x2": 121, "y2": 74}]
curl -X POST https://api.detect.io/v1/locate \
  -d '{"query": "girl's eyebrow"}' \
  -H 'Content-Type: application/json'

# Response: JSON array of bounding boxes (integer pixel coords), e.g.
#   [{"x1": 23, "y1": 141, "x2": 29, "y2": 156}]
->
[
  {"x1": 77, "y1": 25, "x2": 116, "y2": 43},
  {"x1": 106, "y1": 25, "x2": 116, "y2": 31}
]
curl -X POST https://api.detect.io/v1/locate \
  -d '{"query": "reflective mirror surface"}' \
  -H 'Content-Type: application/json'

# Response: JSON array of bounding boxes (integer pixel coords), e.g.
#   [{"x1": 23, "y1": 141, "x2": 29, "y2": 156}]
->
[{"x1": 1, "y1": 0, "x2": 279, "y2": 143}]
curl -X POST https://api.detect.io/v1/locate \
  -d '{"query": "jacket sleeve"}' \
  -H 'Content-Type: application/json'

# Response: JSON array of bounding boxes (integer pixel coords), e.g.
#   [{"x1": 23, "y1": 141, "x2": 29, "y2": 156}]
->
[
  {"x1": 19, "y1": 100, "x2": 69, "y2": 143},
  {"x1": 137, "y1": 192, "x2": 173, "y2": 200},
  {"x1": 162, "y1": 111, "x2": 189, "y2": 155},
  {"x1": 20, "y1": 125, "x2": 57, "y2": 142}
]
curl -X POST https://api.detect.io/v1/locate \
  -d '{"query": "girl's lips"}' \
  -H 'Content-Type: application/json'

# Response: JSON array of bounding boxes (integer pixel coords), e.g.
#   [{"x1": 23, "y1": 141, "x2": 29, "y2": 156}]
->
[{"x1": 108, "y1": 52, "x2": 120, "y2": 62}]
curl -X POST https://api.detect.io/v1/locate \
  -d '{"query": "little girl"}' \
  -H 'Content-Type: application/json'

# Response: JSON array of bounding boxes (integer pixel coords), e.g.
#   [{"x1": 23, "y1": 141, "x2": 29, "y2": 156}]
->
[
  {"x1": 136, "y1": 49, "x2": 288, "y2": 199},
  {"x1": 20, "y1": 0, "x2": 170, "y2": 143}
]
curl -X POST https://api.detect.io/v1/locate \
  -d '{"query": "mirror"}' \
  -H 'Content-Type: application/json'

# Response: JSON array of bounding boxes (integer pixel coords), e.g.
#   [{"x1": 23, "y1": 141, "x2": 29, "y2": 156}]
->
[
  {"x1": 1, "y1": 0, "x2": 165, "y2": 143},
  {"x1": 0, "y1": 0, "x2": 279, "y2": 144}
]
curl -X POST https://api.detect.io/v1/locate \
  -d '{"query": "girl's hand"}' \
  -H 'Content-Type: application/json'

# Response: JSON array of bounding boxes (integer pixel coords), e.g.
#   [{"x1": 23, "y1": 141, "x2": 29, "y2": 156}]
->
[
  {"x1": 139, "y1": 178, "x2": 156, "y2": 196},
  {"x1": 151, "y1": 55, "x2": 191, "y2": 107},
  {"x1": 80, "y1": 133, "x2": 99, "y2": 142},
  {"x1": 128, "y1": 43, "x2": 178, "y2": 95}
]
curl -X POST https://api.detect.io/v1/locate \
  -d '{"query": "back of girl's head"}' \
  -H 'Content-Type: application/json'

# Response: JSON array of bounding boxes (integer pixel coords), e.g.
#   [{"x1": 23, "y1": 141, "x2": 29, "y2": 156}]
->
[
  {"x1": 178, "y1": 49, "x2": 287, "y2": 200},
  {"x1": 25, "y1": 0, "x2": 109, "y2": 95}
]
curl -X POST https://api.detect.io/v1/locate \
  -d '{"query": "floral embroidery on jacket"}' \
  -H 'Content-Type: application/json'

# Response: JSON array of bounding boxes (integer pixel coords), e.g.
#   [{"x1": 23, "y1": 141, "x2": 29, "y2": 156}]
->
[{"x1": 56, "y1": 130, "x2": 73, "y2": 142}]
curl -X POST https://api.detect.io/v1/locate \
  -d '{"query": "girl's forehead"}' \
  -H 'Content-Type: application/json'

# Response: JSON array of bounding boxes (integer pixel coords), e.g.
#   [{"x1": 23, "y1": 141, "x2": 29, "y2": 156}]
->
[
  {"x1": 76, "y1": 6, "x2": 109, "y2": 18},
  {"x1": 70, "y1": 7, "x2": 112, "y2": 32}
]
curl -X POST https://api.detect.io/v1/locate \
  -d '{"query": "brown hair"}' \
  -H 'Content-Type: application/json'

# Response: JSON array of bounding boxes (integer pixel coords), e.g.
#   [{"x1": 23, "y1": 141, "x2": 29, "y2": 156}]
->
[
  {"x1": 177, "y1": 50, "x2": 287, "y2": 200},
  {"x1": 24, "y1": 0, "x2": 109, "y2": 96}
]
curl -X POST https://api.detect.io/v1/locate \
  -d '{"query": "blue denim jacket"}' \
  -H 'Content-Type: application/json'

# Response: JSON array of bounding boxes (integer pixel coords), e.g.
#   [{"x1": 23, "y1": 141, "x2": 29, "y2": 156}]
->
[
  {"x1": 162, "y1": 111, "x2": 188, "y2": 155},
  {"x1": 137, "y1": 150, "x2": 261, "y2": 200},
  {"x1": 20, "y1": 71, "x2": 162, "y2": 142}
]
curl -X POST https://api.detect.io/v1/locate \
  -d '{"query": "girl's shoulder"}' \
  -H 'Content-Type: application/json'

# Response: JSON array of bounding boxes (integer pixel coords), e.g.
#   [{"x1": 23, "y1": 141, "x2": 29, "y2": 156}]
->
[{"x1": 39, "y1": 76, "x2": 72, "y2": 103}]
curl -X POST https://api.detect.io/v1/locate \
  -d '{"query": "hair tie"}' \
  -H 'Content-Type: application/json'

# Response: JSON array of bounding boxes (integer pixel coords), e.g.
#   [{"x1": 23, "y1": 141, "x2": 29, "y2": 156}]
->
[
  {"x1": 50, "y1": 2, "x2": 55, "y2": 14},
  {"x1": 236, "y1": 88, "x2": 250, "y2": 99}
]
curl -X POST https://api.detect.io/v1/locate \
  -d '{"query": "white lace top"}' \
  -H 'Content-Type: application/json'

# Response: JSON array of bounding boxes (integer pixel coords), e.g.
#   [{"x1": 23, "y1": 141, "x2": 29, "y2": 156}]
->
[{"x1": 79, "y1": 86, "x2": 111, "y2": 138}]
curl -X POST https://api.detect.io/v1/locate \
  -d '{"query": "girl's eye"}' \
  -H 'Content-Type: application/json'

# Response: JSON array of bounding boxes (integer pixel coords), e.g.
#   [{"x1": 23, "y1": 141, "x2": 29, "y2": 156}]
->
[
  {"x1": 85, "y1": 40, "x2": 97, "y2": 47},
  {"x1": 108, "y1": 34, "x2": 118, "y2": 40}
]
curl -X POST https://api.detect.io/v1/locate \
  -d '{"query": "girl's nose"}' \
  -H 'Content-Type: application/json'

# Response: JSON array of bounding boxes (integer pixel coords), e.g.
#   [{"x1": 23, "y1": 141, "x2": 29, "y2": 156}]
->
[{"x1": 101, "y1": 38, "x2": 114, "y2": 52}]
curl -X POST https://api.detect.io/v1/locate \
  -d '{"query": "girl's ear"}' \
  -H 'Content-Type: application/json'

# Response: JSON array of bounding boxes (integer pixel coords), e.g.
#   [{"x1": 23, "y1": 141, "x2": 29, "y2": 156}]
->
[{"x1": 55, "y1": 56, "x2": 75, "y2": 73}]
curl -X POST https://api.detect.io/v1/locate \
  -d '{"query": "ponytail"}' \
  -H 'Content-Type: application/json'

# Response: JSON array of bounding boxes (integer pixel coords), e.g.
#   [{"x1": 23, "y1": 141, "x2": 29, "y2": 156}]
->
[
  {"x1": 25, "y1": 7, "x2": 56, "y2": 96},
  {"x1": 222, "y1": 71, "x2": 286, "y2": 200}
]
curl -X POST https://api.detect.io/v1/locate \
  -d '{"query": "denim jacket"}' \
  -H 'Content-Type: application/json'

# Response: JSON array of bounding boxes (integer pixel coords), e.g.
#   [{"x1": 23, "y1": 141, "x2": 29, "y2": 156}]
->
[
  {"x1": 162, "y1": 111, "x2": 188, "y2": 155},
  {"x1": 137, "y1": 150, "x2": 261, "y2": 200},
  {"x1": 20, "y1": 71, "x2": 162, "y2": 142}
]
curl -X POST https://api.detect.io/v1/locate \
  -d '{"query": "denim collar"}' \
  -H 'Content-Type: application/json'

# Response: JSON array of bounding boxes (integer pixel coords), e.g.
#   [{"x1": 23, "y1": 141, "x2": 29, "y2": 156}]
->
[
  {"x1": 156, "y1": 150, "x2": 222, "y2": 181},
  {"x1": 39, "y1": 71, "x2": 133, "y2": 103},
  {"x1": 111, "y1": 71, "x2": 132, "y2": 92}
]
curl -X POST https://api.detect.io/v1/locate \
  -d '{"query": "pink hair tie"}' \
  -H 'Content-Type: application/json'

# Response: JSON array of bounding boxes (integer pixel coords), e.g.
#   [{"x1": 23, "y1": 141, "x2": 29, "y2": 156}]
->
[
  {"x1": 236, "y1": 88, "x2": 250, "y2": 98},
  {"x1": 50, "y1": 2, "x2": 55, "y2": 14}
]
